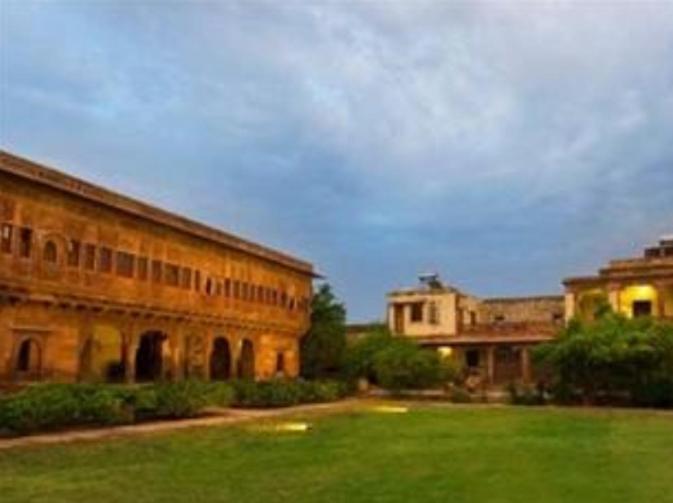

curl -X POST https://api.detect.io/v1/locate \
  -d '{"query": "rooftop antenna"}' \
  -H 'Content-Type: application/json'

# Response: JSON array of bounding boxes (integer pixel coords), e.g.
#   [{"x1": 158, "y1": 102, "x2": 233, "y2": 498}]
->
[{"x1": 419, "y1": 272, "x2": 443, "y2": 290}]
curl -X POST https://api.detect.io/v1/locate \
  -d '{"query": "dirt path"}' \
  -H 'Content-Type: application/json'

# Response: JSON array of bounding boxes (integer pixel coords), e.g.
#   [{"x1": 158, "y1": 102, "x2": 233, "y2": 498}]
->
[{"x1": 0, "y1": 398, "x2": 370, "y2": 450}]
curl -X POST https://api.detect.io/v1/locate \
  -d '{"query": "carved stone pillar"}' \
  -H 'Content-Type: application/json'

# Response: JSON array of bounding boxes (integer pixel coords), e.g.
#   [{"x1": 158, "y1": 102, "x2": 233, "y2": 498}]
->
[
  {"x1": 564, "y1": 291, "x2": 576, "y2": 322},
  {"x1": 521, "y1": 346, "x2": 531, "y2": 384},
  {"x1": 607, "y1": 283, "x2": 621, "y2": 314},
  {"x1": 486, "y1": 346, "x2": 495, "y2": 386}
]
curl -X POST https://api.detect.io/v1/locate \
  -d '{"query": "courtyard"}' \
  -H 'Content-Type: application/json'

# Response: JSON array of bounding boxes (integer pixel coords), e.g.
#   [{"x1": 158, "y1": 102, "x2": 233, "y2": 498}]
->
[{"x1": 1, "y1": 403, "x2": 672, "y2": 503}]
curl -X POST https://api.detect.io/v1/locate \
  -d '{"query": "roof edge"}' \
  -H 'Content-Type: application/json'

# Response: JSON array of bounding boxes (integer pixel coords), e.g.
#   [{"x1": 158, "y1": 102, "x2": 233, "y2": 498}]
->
[{"x1": 0, "y1": 150, "x2": 316, "y2": 276}]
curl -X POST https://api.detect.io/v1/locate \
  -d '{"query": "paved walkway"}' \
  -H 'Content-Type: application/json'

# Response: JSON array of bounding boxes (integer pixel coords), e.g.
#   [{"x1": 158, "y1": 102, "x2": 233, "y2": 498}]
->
[{"x1": 0, "y1": 399, "x2": 368, "y2": 451}]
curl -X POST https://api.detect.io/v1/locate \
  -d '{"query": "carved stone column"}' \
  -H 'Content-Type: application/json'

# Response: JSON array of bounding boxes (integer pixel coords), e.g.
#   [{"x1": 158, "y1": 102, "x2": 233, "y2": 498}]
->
[
  {"x1": 564, "y1": 291, "x2": 576, "y2": 322},
  {"x1": 486, "y1": 346, "x2": 495, "y2": 386},
  {"x1": 521, "y1": 346, "x2": 531, "y2": 384},
  {"x1": 607, "y1": 283, "x2": 621, "y2": 314}
]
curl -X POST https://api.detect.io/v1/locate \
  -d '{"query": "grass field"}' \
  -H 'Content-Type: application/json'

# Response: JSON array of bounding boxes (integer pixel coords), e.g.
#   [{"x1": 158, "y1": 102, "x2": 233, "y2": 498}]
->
[{"x1": 1, "y1": 404, "x2": 672, "y2": 503}]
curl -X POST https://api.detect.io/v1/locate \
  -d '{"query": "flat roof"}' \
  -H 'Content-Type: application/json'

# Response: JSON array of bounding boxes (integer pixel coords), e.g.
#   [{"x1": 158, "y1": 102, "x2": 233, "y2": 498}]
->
[{"x1": 0, "y1": 150, "x2": 315, "y2": 276}]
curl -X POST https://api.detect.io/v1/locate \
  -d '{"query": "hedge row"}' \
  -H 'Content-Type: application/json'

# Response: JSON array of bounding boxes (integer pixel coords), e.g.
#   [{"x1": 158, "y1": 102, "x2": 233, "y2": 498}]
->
[{"x1": 0, "y1": 379, "x2": 348, "y2": 436}]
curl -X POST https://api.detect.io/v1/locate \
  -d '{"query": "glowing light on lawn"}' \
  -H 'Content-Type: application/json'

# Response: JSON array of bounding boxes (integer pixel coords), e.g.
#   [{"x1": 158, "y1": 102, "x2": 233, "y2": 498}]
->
[{"x1": 275, "y1": 422, "x2": 311, "y2": 432}]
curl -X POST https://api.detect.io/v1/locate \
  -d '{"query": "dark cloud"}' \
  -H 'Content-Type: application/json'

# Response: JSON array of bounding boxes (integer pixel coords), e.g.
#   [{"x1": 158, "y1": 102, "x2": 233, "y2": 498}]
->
[{"x1": 2, "y1": 1, "x2": 672, "y2": 321}]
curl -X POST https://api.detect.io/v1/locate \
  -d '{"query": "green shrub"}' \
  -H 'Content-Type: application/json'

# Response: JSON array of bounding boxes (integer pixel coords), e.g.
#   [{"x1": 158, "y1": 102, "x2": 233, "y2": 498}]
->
[
  {"x1": 0, "y1": 384, "x2": 132, "y2": 435},
  {"x1": 231, "y1": 379, "x2": 348, "y2": 408},
  {"x1": 145, "y1": 381, "x2": 213, "y2": 419},
  {"x1": 373, "y1": 341, "x2": 443, "y2": 392},
  {"x1": 507, "y1": 382, "x2": 546, "y2": 406},
  {"x1": 343, "y1": 328, "x2": 393, "y2": 382},
  {"x1": 449, "y1": 386, "x2": 472, "y2": 404},
  {"x1": 535, "y1": 314, "x2": 673, "y2": 408}
]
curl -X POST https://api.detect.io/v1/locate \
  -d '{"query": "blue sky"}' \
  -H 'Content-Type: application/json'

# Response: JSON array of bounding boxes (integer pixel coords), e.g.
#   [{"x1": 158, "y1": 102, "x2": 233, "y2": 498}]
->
[{"x1": 1, "y1": 1, "x2": 673, "y2": 322}]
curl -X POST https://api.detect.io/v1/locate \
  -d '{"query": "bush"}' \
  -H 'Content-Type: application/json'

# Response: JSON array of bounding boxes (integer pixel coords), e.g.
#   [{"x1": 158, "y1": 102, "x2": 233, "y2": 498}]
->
[
  {"x1": 0, "y1": 384, "x2": 133, "y2": 435},
  {"x1": 373, "y1": 340, "x2": 444, "y2": 392},
  {"x1": 507, "y1": 382, "x2": 546, "y2": 406},
  {"x1": 535, "y1": 314, "x2": 673, "y2": 408},
  {"x1": 343, "y1": 328, "x2": 394, "y2": 382},
  {"x1": 449, "y1": 386, "x2": 472, "y2": 404},
  {"x1": 231, "y1": 379, "x2": 349, "y2": 408}
]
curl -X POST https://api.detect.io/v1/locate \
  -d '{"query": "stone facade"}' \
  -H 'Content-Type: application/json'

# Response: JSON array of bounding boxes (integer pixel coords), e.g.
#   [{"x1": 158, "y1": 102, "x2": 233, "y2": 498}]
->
[
  {"x1": 564, "y1": 237, "x2": 673, "y2": 322},
  {"x1": 0, "y1": 150, "x2": 315, "y2": 383},
  {"x1": 387, "y1": 276, "x2": 564, "y2": 386}
]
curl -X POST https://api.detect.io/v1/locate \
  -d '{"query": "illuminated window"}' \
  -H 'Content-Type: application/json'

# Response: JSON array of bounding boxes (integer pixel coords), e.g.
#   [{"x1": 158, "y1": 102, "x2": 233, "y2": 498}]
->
[
  {"x1": 43, "y1": 241, "x2": 58, "y2": 263},
  {"x1": 99, "y1": 247, "x2": 112, "y2": 273},
  {"x1": 67, "y1": 240, "x2": 81, "y2": 267},
  {"x1": 19, "y1": 227, "x2": 32, "y2": 258},
  {"x1": 1, "y1": 223, "x2": 13, "y2": 254},
  {"x1": 116, "y1": 251, "x2": 135, "y2": 278}
]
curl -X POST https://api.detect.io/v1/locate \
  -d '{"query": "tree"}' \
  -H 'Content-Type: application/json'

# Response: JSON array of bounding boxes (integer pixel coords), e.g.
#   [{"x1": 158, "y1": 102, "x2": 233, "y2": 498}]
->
[
  {"x1": 534, "y1": 312, "x2": 673, "y2": 407},
  {"x1": 373, "y1": 339, "x2": 444, "y2": 392},
  {"x1": 300, "y1": 283, "x2": 347, "y2": 379}
]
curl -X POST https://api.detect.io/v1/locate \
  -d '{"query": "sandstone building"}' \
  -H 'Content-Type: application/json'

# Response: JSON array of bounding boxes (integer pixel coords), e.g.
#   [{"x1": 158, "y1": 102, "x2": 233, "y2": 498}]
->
[
  {"x1": 387, "y1": 275, "x2": 564, "y2": 386},
  {"x1": 564, "y1": 237, "x2": 673, "y2": 321},
  {"x1": 0, "y1": 151, "x2": 315, "y2": 383}
]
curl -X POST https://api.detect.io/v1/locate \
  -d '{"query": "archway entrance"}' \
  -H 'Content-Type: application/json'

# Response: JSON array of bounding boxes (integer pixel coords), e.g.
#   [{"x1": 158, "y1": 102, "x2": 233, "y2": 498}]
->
[
  {"x1": 210, "y1": 337, "x2": 232, "y2": 380},
  {"x1": 135, "y1": 331, "x2": 168, "y2": 381},
  {"x1": 15, "y1": 338, "x2": 41, "y2": 379},
  {"x1": 237, "y1": 339, "x2": 255, "y2": 379}
]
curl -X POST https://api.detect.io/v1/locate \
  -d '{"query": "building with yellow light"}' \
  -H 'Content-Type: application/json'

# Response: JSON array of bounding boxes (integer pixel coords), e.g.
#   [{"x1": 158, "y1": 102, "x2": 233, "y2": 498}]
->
[
  {"x1": 564, "y1": 237, "x2": 673, "y2": 321},
  {"x1": 387, "y1": 274, "x2": 564, "y2": 387}
]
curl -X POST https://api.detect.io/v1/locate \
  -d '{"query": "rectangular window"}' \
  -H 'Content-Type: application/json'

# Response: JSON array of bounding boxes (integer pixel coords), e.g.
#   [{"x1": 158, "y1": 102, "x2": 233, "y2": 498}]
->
[
  {"x1": 194, "y1": 270, "x2": 201, "y2": 292},
  {"x1": 257, "y1": 285, "x2": 264, "y2": 302},
  {"x1": 137, "y1": 257, "x2": 149, "y2": 281},
  {"x1": 165, "y1": 263, "x2": 179, "y2": 286},
  {"x1": 152, "y1": 260, "x2": 163, "y2": 283},
  {"x1": 116, "y1": 251, "x2": 135, "y2": 278},
  {"x1": 181, "y1": 268, "x2": 192, "y2": 289},
  {"x1": 428, "y1": 302, "x2": 440, "y2": 325},
  {"x1": 19, "y1": 227, "x2": 32, "y2": 258},
  {"x1": 67, "y1": 240, "x2": 81, "y2": 267},
  {"x1": 272, "y1": 289, "x2": 278, "y2": 305},
  {"x1": 410, "y1": 302, "x2": 424, "y2": 322},
  {"x1": 99, "y1": 247, "x2": 112, "y2": 273},
  {"x1": 84, "y1": 244, "x2": 96, "y2": 270},
  {"x1": 1, "y1": 223, "x2": 13, "y2": 254},
  {"x1": 224, "y1": 278, "x2": 231, "y2": 297},
  {"x1": 233, "y1": 280, "x2": 240, "y2": 299},
  {"x1": 242, "y1": 282, "x2": 249, "y2": 301}
]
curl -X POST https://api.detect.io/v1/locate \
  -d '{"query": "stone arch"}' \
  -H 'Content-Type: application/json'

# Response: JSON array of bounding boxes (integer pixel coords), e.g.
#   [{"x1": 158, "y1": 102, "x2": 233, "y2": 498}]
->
[
  {"x1": 14, "y1": 338, "x2": 42, "y2": 378},
  {"x1": 237, "y1": 338, "x2": 255, "y2": 379},
  {"x1": 135, "y1": 330, "x2": 169, "y2": 382},
  {"x1": 210, "y1": 337, "x2": 232, "y2": 380},
  {"x1": 79, "y1": 325, "x2": 125, "y2": 382}
]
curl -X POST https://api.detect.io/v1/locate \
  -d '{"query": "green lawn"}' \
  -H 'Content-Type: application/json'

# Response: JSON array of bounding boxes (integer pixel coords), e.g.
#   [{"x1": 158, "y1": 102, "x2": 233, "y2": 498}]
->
[{"x1": 1, "y1": 404, "x2": 673, "y2": 503}]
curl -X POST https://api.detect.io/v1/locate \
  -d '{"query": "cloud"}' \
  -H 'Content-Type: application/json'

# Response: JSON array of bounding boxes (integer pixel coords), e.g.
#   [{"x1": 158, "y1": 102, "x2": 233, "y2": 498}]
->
[{"x1": 1, "y1": 0, "x2": 673, "y2": 320}]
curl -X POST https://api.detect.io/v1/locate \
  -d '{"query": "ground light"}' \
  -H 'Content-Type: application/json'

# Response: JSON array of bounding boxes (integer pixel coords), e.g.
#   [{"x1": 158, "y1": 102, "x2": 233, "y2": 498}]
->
[
  {"x1": 371, "y1": 405, "x2": 409, "y2": 414},
  {"x1": 250, "y1": 422, "x2": 313, "y2": 433}
]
